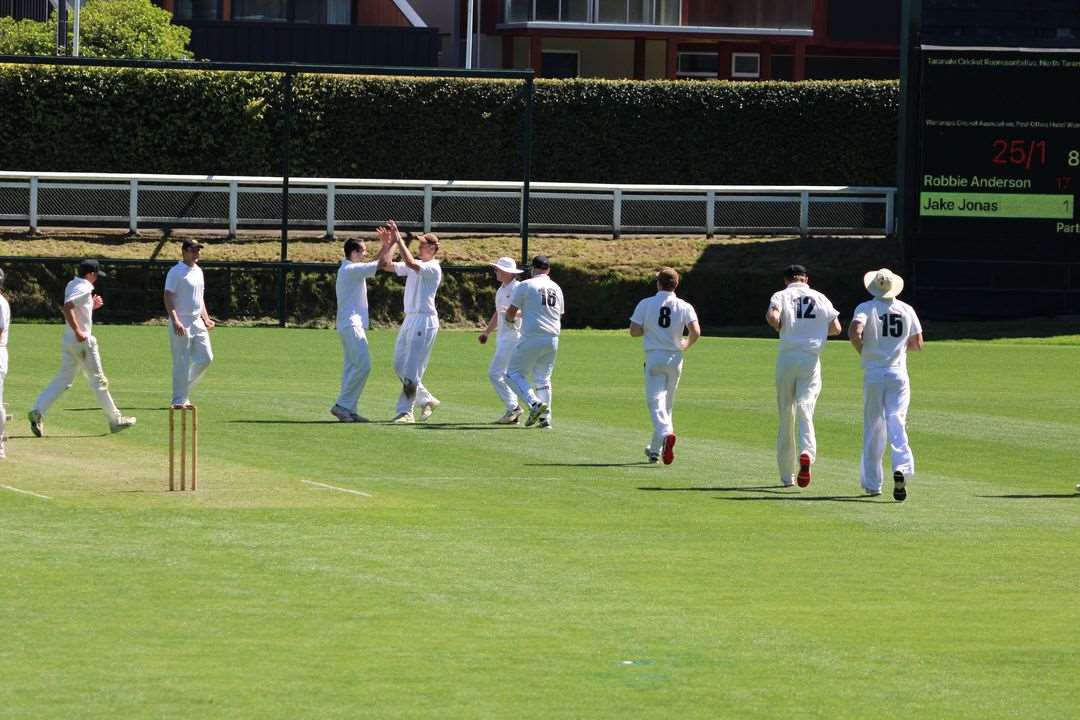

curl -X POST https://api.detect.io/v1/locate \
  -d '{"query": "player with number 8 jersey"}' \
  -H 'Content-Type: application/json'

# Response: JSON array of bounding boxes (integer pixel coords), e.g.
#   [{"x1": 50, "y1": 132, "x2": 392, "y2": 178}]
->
[
  {"x1": 629, "y1": 267, "x2": 700, "y2": 465},
  {"x1": 505, "y1": 256, "x2": 564, "y2": 429},
  {"x1": 849, "y1": 268, "x2": 924, "y2": 501}
]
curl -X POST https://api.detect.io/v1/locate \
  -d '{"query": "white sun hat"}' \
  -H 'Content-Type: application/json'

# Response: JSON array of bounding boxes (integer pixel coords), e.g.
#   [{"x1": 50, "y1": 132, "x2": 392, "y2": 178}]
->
[
  {"x1": 489, "y1": 256, "x2": 524, "y2": 274},
  {"x1": 863, "y1": 268, "x2": 905, "y2": 299}
]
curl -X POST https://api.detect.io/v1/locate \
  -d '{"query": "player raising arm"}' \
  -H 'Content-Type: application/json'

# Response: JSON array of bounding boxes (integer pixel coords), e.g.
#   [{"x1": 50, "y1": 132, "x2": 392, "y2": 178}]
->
[{"x1": 849, "y1": 268, "x2": 924, "y2": 501}]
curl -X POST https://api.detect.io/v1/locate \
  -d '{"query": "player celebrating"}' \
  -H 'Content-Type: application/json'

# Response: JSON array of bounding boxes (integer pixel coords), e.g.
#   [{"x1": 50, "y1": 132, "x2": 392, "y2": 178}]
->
[
  {"x1": 0, "y1": 268, "x2": 9, "y2": 459},
  {"x1": 849, "y1": 268, "x2": 924, "y2": 501},
  {"x1": 28, "y1": 259, "x2": 136, "y2": 436},
  {"x1": 505, "y1": 255, "x2": 564, "y2": 429},
  {"x1": 331, "y1": 231, "x2": 394, "y2": 422},
  {"x1": 478, "y1": 257, "x2": 524, "y2": 424},
  {"x1": 164, "y1": 239, "x2": 215, "y2": 408},
  {"x1": 765, "y1": 264, "x2": 841, "y2": 487},
  {"x1": 629, "y1": 267, "x2": 700, "y2": 465},
  {"x1": 381, "y1": 220, "x2": 443, "y2": 424}
]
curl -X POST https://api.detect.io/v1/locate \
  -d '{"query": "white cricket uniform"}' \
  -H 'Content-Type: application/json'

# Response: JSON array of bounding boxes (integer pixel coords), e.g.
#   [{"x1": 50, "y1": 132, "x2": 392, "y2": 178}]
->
[
  {"x1": 630, "y1": 291, "x2": 698, "y2": 454},
  {"x1": 489, "y1": 279, "x2": 522, "y2": 412},
  {"x1": 0, "y1": 293, "x2": 9, "y2": 453},
  {"x1": 506, "y1": 274, "x2": 564, "y2": 421},
  {"x1": 767, "y1": 282, "x2": 839, "y2": 483},
  {"x1": 852, "y1": 297, "x2": 923, "y2": 493},
  {"x1": 165, "y1": 261, "x2": 213, "y2": 406},
  {"x1": 33, "y1": 277, "x2": 122, "y2": 424},
  {"x1": 335, "y1": 258, "x2": 379, "y2": 414},
  {"x1": 392, "y1": 259, "x2": 442, "y2": 415}
]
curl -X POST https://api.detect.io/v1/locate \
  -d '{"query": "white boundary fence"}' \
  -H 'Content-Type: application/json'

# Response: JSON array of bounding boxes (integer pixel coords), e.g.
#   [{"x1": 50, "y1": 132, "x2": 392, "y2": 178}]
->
[{"x1": 0, "y1": 171, "x2": 896, "y2": 238}]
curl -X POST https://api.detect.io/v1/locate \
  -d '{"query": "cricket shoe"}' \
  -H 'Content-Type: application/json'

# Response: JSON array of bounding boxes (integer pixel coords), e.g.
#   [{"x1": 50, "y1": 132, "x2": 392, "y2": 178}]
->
[
  {"x1": 28, "y1": 409, "x2": 44, "y2": 437},
  {"x1": 661, "y1": 434, "x2": 676, "y2": 465},
  {"x1": 781, "y1": 476, "x2": 796, "y2": 488},
  {"x1": 892, "y1": 471, "x2": 907, "y2": 502},
  {"x1": 392, "y1": 411, "x2": 415, "y2": 424},
  {"x1": 110, "y1": 416, "x2": 137, "y2": 433},
  {"x1": 644, "y1": 447, "x2": 660, "y2": 464},
  {"x1": 524, "y1": 401, "x2": 548, "y2": 427},
  {"x1": 538, "y1": 418, "x2": 552, "y2": 430},
  {"x1": 419, "y1": 399, "x2": 440, "y2": 421},
  {"x1": 797, "y1": 453, "x2": 812, "y2": 487},
  {"x1": 863, "y1": 487, "x2": 882, "y2": 497},
  {"x1": 0, "y1": 434, "x2": 6, "y2": 459},
  {"x1": 496, "y1": 407, "x2": 522, "y2": 425},
  {"x1": 330, "y1": 404, "x2": 359, "y2": 422}
]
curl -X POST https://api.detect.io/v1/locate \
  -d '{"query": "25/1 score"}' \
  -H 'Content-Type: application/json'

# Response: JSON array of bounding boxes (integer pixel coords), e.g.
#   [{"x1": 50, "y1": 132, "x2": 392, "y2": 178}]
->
[{"x1": 991, "y1": 139, "x2": 1080, "y2": 169}]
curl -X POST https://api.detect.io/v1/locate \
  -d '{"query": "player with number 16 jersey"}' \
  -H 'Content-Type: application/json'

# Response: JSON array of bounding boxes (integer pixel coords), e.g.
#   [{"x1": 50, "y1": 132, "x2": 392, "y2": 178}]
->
[{"x1": 505, "y1": 256, "x2": 564, "y2": 429}]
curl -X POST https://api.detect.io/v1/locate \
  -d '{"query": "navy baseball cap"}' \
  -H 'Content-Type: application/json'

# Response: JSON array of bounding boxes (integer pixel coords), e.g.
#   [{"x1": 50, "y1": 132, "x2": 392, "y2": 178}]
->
[
  {"x1": 531, "y1": 255, "x2": 551, "y2": 270},
  {"x1": 783, "y1": 264, "x2": 808, "y2": 279},
  {"x1": 181, "y1": 239, "x2": 206, "y2": 251},
  {"x1": 78, "y1": 259, "x2": 106, "y2": 278}
]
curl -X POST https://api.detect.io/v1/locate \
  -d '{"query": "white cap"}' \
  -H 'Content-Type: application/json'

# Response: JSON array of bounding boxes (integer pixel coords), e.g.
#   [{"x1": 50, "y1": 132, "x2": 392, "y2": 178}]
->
[
  {"x1": 863, "y1": 268, "x2": 905, "y2": 299},
  {"x1": 489, "y1": 256, "x2": 524, "y2": 274}
]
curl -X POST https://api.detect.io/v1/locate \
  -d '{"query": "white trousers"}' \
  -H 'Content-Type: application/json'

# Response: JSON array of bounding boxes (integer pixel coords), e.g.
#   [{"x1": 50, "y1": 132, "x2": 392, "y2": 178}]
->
[
  {"x1": 861, "y1": 367, "x2": 915, "y2": 493},
  {"x1": 488, "y1": 333, "x2": 520, "y2": 411},
  {"x1": 170, "y1": 316, "x2": 213, "y2": 406},
  {"x1": 775, "y1": 350, "x2": 822, "y2": 482},
  {"x1": 506, "y1": 334, "x2": 558, "y2": 420},
  {"x1": 393, "y1": 313, "x2": 439, "y2": 414},
  {"x1": 0, "y1": 348, "x2": 7, "y2": 443},
  {"x1": 644, "y1": 350, "x2": 682, "y2": 453},
  {"x1": 34, "y1": 336, "x2": 121, "y2": 423},
  {"x1": 336, "y1": 326, "x2": 371, "y2": 413}
]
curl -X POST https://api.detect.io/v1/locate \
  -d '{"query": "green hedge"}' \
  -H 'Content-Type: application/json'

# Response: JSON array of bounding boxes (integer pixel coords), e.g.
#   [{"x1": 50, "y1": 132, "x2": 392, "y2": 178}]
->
[{"x1": 0, "y1": 66, "x2": 898, "y2": 185}]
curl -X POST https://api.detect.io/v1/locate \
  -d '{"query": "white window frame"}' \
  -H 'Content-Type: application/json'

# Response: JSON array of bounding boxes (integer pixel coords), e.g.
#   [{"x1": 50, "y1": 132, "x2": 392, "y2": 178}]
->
[
  {"x1": 676, "y1": 51, "x2": 719, "y2": 78},
  {"x1": 506, "y1": 0, "x2": 682, "y2": 24},
  {"x1": 731, "y1": 52, "x2": 762, "y2": 78},
  {"x1": 541, "y1": 49, "x2": 581, "y2": 77}
]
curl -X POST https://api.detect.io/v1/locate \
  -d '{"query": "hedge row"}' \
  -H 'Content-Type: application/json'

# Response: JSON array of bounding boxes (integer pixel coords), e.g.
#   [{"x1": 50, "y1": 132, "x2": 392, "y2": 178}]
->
[{"x1": 0, "y1": 65, "x2": 899, "y2": 185}]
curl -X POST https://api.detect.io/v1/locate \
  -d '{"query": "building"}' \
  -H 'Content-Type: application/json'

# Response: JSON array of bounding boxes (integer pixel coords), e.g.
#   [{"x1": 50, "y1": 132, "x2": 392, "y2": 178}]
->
[{"x1": 426, "y1": 0, "x2": 899, "y2": 80}]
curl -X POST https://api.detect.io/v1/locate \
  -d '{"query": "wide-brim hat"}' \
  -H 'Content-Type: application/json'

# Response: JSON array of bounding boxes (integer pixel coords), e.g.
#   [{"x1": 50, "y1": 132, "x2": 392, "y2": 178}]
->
[
  {"x1": 489, "y1": 256, "x2": 524, "y2": 274},
  {"x1": 864, "y1": 268, "x2": 904, "y2": 299}
]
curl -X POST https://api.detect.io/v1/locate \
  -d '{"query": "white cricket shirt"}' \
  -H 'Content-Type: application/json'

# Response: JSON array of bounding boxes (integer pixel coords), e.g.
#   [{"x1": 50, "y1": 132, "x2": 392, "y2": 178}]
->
[
  {"x1": 630, "y1": 291, "x2": 698, "y2": 354},
  {"x1": 0, "y1": 294, "x2": 9, "y2": 350},
  {"x1": 336, "y1": 259, "x2": 379, "y2": 331},
  {"x1": 768, "y1": 282, "x2": 839, "y2": 355},
  {"x1": 495, "y1": 279, "x2": 522, "y2": 339},
  {"x1": 164, "y1": 261, "x2": 206, "y2": 318},
  {"x1": 394, "y1": 260, "x2": 442, "y2": 316},
  {"x1": 510, "y1": 274, "x2": 564, "y2": 337},
  {"x1": 62, "y1": 277, "x2": 95, "y2": 343},
  {"x1": 852, "y1": 298, "x2": 923, "y2": 371}
]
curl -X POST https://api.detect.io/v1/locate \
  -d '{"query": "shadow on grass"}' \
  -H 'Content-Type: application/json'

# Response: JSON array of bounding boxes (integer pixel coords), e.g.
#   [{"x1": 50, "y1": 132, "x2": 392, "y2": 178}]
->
[
  {"x1": 65, "y1": 407, "x2": 167, "y2": 412},
  {"x1": 527, "y1": 462, "x2": 656, "y2": 468},
  {"x1": 978, "y1": 493, "x2": 1080, "y2": 499},
  {"x1": 414, "y1": 423, "x2": 519, "y2": 431},
  {"x1": 9, "y1": 433, "x2": 109, "y2": 439},
  {"x1": 718, "y1": 494, "x2": 886, "y2": 503},
  {"x1": 228, "y1": 419, "x2": 353, "y2": 425},
  {"x1": 639, "y1": 484, "x2": 784, "y2": 492}
]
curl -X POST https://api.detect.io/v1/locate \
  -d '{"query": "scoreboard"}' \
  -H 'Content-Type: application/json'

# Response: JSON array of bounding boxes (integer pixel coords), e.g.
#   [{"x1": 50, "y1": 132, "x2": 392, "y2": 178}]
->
[{"x1": 916, "y1": 47, "x2": 1080, "y2": 239}]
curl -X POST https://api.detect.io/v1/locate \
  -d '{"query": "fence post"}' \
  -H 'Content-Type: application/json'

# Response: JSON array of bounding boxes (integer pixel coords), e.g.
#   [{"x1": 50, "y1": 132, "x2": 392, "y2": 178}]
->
[
  {"x1": 228, "y1": 182, "x2": 238, "y2": 238},
  {"x1": 706, "y1": 190, "x2": 715, "y2": 238},
  {"x1": 613, "y1": 188, "x2": 622, "y2": 239},
  {"x1": 325, "y1": 183, "x2": 335, "y2": 239},
  {"x1": 29, "y1": 176, "x2": 39, "y2": 235},
  {"x1": 799, "y1": 191, "x2": 810, "y2": 238},
  {"x1": 885, "y1": 189, "x2": 896, "y2": 236},
  {"x1": 128, "y1": 178, "x2": 139, "y2": 235},
  {"x1": 423, "y1": 185, "x2": 433, "y2": 232}
]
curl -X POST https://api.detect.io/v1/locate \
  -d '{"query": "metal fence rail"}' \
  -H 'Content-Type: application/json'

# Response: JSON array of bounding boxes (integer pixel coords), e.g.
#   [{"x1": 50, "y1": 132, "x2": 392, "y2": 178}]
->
[{"x1": 0, "y1": 172, "x2": 896, "y2": 238}]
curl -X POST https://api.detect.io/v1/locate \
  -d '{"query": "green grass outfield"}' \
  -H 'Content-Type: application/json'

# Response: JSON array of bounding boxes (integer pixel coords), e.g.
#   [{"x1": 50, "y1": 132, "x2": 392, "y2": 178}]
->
[{"x1": 1, "y1": 325, "x2": 1078, "y2": 719}]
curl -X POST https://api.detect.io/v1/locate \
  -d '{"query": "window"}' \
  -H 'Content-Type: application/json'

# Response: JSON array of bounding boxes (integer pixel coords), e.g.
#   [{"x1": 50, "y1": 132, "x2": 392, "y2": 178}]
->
[
  {"x1": 541, "y1": 50, "x2": 579, "y2": 78},
  {"x1": 677, "y1": 51, "x2": 718, "y2": 78},
  {"x1": 731, "y1": 52, "x2": 761, "y2": 78},
  {"x1": 508, "y1": 0, "x2": 677, "y2": 25},
  {"x1": 174, "y1": 0, "x2": 219, "y2": 21},
  {"x1": 233, "y1": 0, "x2": 287, "y2": 21},
  {"x1": 231, "y1": 0, "x2": 349, "y2": 23}
]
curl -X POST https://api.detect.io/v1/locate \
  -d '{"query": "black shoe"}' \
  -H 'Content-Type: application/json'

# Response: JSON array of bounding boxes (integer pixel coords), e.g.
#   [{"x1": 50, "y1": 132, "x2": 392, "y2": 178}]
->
[{"x1": 893, "y1": 471, "x2": 907, "y2": 502}]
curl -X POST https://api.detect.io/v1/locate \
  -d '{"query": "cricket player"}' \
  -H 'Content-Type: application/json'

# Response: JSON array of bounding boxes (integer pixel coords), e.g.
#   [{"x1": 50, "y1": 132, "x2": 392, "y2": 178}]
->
[
  {"x1": 0, "y1": 267, "x2": 9, "y2": 459},
  {"x1": 766, "y1": 264, "x2": 841, "y2": 487},
  {"x1": 629, "y1": 267, "x2": 700, "y2": 465},
  {"x1": 331, "y1": 231, "x2": 394, "y2": 422},
  {"x1": 505, "y1": 255, "x2": 564, "y2": 429},
  {"x1": 164, "y1": 239, "x2": 214, "y2": 408},
  {"x1": 478, "y1": 256, "x2": 524, "y2": 424},
  {"x1": 381, "y1": 220, "x2": 443, "y2": 424},
  {"x1": 28, "y1": 259, "x2": 136, "y2": 436},
  {"x1": 849, "y1": 268, "x2": 924, "y2": 501}
]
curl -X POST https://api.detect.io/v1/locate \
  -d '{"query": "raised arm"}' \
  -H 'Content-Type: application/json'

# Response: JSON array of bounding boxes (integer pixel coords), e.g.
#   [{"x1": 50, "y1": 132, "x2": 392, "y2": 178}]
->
[{"x1": 389, "y1": 220, "x2": 421, "y2": 272}]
